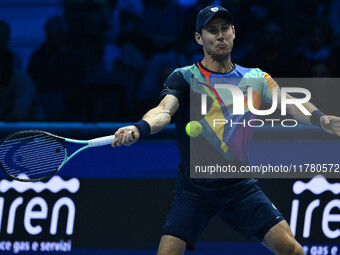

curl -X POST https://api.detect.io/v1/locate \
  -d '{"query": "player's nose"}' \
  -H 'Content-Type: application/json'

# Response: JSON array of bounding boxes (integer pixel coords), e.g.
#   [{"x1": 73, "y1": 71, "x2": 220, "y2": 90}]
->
[{"x1": 216, "y1": 30, "x2": 225, "y2": 40}]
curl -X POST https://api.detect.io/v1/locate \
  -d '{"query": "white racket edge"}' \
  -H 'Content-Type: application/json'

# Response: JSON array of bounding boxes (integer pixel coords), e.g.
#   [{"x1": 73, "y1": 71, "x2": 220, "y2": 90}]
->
[{"x1": 88, "y1": 131, "x2": 134, "y2": 147}]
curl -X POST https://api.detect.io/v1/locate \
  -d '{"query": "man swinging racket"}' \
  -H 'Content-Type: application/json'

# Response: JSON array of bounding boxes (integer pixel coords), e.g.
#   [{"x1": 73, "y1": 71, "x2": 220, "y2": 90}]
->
[{"x1": 113, "y1": 5, "x2": 340, "y2": 255}]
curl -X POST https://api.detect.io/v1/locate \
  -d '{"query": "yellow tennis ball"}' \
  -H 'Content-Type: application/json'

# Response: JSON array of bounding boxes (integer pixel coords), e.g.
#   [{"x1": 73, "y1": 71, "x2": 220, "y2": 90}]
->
[{"x1": 185, "y1": 121, "x2": 202, "y2": 137}]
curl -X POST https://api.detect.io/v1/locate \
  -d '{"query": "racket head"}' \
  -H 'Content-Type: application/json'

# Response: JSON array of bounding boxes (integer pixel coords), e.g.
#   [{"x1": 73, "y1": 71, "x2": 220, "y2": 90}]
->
[{"x1": 0, "y1": 130, "x2": 66, "y2": 182}]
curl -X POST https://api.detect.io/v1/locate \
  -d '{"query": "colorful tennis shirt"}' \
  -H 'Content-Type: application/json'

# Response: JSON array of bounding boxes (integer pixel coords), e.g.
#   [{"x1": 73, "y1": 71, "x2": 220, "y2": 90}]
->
[{"x1": 160, "y1": 62, "x2": 279, "y2": 179}]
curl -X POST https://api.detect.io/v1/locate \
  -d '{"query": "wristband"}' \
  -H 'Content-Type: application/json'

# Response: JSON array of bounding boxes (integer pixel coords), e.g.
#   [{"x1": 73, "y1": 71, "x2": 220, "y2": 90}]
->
[
  {"x1": 310, "y1": 110, "x2": 325, "y2": 127},
  {"x1": 133, "y1": 120, "x2": 151, "y2": 137}
]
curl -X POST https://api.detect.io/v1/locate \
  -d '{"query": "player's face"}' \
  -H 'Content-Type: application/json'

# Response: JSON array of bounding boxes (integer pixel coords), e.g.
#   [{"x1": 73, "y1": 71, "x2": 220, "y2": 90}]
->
[{"x1": 196, "y1": 17, "x2": 235, "y2": 61}]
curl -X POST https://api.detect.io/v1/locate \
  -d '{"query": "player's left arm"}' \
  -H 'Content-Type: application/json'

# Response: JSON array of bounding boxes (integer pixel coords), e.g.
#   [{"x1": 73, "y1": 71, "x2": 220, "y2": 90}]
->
[{"x1": 279, "y1": 91, "x2": 340, "y2": 137}]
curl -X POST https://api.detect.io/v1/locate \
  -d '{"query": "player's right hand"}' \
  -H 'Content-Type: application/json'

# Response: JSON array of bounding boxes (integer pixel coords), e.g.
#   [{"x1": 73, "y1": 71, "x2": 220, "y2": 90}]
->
[
  {"x1": 321, "y1": 115, "x2": 340, "y2": 137},
  {"x1": 113, "y1": 125, "x2": 140, "y2": 147}
]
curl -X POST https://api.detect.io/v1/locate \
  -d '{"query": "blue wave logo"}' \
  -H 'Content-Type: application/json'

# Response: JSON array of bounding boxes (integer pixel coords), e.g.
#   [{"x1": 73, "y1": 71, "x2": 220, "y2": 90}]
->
[
  {"x1": 293, "y1": 175, "x2": 340, "y2": 195},
  {"x1": 0, "y1": 176, "x2": 80, "y2": 193}
]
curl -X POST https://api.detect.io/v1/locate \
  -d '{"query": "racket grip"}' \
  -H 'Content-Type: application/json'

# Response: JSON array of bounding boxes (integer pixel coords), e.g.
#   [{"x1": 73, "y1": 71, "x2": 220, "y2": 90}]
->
[{"x1": 88, "y1": 131, "x2": 134, "y2": 147}]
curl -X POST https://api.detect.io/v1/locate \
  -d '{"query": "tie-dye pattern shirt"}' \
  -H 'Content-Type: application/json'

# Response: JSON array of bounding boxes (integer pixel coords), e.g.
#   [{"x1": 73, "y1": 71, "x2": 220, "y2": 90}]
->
[{"x1": 160, "y1": 62, "x2": 278, "y2": 178}]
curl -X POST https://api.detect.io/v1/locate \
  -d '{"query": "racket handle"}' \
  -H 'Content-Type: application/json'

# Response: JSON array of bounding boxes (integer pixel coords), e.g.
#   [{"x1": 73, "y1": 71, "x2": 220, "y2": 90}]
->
[{"x1": 88, "y1": 131, "x2": 134, "y2": 147}]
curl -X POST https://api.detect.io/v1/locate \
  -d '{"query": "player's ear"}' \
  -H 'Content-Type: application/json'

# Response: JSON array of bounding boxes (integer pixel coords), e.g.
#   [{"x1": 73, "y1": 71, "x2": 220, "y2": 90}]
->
[
  {"x1": 194, "y1": 32, "x2": 203, "y2": 46},
  {"x1": 232, "y1": 25, "x2": 235, "y2": 39}
]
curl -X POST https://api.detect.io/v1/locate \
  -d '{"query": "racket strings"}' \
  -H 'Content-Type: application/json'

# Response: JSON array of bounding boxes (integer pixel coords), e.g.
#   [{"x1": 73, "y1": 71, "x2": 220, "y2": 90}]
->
[
  {"x1": 12, "y1": 143, "x2": 64, "y2": 166},
  {"x1": 0, "y1": 132, "x2": 66, "y2": 181}
]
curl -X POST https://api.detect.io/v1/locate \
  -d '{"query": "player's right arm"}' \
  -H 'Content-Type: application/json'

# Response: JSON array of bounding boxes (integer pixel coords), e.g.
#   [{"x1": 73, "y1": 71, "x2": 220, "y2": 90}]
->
[{"x1": 113, "y1": 94, "x2": 179, "y2": 146}]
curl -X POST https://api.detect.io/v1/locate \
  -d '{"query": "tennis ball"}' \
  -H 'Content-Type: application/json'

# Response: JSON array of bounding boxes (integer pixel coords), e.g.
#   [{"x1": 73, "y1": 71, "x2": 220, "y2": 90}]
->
[{"x1": 185, "y1": 121, "x2": 202, "y2": 137}]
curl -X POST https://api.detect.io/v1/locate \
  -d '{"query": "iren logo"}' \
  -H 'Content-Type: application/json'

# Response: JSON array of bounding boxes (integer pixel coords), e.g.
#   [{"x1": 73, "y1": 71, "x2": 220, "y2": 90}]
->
[
  {"x1": 290, "y1": 175, "x2": 340, "y2": 239},
  {"x1": 0, "y1": 176, "x2": 79, "y2": 235}
]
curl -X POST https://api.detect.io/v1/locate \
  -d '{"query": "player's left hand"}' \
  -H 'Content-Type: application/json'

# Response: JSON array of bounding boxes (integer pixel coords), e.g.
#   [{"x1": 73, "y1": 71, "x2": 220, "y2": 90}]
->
[{"x1": 320, "y1": 115, "x2": 340, "y2": 137}]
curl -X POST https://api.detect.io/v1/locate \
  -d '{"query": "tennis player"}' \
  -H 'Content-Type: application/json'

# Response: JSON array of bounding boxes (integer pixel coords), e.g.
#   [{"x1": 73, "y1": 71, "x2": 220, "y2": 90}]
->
[{"x1": 113, "y1": 6, "x2": 340, "y2": 255}]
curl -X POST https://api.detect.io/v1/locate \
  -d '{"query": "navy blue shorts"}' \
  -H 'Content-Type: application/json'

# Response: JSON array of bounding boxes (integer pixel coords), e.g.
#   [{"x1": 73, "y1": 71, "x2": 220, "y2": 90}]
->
[{"x1": 161, "y1": 173, "x2": 284, "y2": 250}]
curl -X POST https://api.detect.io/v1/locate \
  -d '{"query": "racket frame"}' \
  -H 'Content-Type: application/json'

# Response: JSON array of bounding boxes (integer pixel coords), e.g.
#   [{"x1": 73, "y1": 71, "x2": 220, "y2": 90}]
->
[{"x1": 0, "y1": 130, "x2": 121, "y2": 182}]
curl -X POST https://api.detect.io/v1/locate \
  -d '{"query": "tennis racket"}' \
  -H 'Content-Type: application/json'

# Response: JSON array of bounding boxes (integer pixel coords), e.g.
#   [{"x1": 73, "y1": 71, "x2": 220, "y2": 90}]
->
[{"x1": 0, "y1": 130, "x2": 133, "y2": 182}]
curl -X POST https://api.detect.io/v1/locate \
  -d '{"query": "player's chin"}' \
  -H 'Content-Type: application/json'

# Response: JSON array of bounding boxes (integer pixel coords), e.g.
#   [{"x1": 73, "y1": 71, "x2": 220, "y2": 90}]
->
[{"x1": 212, "y1": 51, "x2": 230, "y2": 61}]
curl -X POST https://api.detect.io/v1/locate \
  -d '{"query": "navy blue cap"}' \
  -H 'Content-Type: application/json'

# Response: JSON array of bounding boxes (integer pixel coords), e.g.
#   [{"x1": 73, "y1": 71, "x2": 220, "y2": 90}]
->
[{"x1": 196, "y1": 5, "x2": 233, "y2": 32}]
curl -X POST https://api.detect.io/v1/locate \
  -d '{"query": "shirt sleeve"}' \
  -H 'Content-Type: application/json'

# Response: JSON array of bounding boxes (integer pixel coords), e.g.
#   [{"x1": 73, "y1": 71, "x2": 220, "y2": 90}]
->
[
  {"x1": 260, "y1": 71, "x2": 280, "y2": 104},
  {"x1": 159, "y1": 70, "x2": 189, "y2": 105}
]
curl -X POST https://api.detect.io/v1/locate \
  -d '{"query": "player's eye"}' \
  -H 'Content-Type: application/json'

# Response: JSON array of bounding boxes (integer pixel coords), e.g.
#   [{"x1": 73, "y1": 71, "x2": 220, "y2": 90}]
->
[
  {"x1": 206, "y1": 27, "x2": 217, "y2": 34},
  {"x1": 222, "y1": 24, "x2": 231, "y2": 31}
]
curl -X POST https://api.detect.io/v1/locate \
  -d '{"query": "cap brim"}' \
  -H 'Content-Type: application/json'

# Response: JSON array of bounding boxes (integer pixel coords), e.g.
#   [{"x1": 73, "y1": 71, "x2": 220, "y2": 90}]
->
[{"x1": 202, "y1": 10, "x2": 233, "y2": 28}]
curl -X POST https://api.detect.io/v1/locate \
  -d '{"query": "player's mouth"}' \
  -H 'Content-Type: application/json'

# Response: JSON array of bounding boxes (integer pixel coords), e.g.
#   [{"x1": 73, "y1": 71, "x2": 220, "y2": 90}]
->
[{"x1": 217, "y1": 44, "x2": 228, "y2": 49}]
